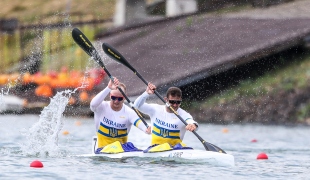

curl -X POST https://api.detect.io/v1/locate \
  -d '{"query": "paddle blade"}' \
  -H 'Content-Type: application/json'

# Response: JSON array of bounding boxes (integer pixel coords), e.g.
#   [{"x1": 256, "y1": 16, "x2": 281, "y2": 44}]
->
[
  {"x1": 72, "y1": 28, "x2": 105, "y2": 68},
  {"x1": 203, "y1": 142, "x2": 226, "y2": 154},
  {"x1": 71, "y1": 27, "x2": 96, "y2": 57},
  {"x1": 102, "y1": 43, "x2": 136, "y2": 72}
]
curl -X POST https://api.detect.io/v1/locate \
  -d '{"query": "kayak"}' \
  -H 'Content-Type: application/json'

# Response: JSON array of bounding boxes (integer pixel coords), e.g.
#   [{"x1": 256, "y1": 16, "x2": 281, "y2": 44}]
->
[
  {"x1": 79, "y1": 149, "x2": 234, "y2": 166},
  {"x1": 77, "y1": 137, "x2": 235, "y2": 166}
]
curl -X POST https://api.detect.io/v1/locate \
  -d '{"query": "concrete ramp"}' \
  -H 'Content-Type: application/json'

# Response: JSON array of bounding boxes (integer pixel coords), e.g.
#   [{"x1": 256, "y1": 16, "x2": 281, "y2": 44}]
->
[{"x1": 98, "y1": 16, "x2": 310, "y2": 97}]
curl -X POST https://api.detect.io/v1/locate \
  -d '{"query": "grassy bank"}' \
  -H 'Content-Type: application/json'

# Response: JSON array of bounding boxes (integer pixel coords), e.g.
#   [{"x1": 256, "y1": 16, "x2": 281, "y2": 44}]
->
[
  {"x1": 1, "y1": 0, "x2": 115, "y2": 24},
  {"x1": 0, "y1": 1, "x2": 115, "y2": 73},
  {"x1": 186, "y1": 47, "x2": 310, "y2": 125}
]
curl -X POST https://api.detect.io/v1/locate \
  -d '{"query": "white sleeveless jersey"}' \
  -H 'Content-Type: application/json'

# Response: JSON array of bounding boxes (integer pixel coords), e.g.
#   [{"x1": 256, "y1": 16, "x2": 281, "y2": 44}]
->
[
  {"x1": 90, "y1": 87, "x2": 147, "y2": 148},
  {"x1": 134, "y1": 92, "x2": 198, "y2": 146}
]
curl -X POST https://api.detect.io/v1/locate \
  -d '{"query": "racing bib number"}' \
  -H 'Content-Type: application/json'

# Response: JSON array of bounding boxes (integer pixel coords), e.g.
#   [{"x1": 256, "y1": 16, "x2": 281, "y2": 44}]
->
[{"x1": 168, "y1": 152, "x2": 183, "y2": 158}]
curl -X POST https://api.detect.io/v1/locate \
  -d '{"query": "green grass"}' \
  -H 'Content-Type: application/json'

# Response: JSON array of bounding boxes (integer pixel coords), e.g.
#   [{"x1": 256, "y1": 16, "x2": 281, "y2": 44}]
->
[
  {"x1": 1, "y1": 0, "x2": 115, "y2": 24},
  {"x1": 189, "y1": 50, "x2": 310, "y2": 109},
  {"x1": 0, "y1": 0, "x2": 115, "y2": 73},
  {"x1": 0, "y1": 25, "x2": 101, "y2": 73},
  {"x1": 214, "y1": 4, "x2": 253, "y2": 14}
]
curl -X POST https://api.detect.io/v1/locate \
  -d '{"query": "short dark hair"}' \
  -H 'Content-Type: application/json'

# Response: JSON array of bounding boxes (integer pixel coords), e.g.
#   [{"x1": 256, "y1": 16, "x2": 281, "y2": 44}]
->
[{"x1": 166, "y1": 87, "x2": 182, "y2": 98}]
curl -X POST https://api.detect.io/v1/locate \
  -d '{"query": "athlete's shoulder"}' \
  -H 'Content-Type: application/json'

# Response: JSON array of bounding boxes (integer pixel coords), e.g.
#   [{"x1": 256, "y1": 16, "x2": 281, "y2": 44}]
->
[
  {"x1": 92, "y1": 101, "x2": 109, "y2": 112},
  {"x1": 177, "y1": 107, "x2": 187, "y2": 113},
  {"x1": 150, "y1": 103, "x2": 163, "y2": 108},
  {"x1": 123, "y1": 103, "x2": 133, "y2": 110},
  {"x1": 178, "y1": 108, "x2": 192, "y2": 116},
  {"x1": 123, "y1": 104, "x2": 138, "y2": 114}
]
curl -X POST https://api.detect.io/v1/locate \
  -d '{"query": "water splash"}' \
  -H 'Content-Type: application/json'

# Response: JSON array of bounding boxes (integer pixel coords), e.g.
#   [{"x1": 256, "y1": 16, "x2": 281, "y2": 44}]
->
[
  {"x1": 0, "y1": 84, "x2": 11, "y2": 113},
  {"x1": 20, "y1": 89, "x2": 75, "y2": 157},
  {"x1": 0, "y1": 88, "x2": 6, "y2": 109}
]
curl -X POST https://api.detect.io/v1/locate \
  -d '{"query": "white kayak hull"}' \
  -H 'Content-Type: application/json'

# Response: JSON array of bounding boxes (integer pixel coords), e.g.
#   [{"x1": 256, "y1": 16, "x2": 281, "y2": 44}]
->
[
  {"x1": 77, "y1": 136, "x2": 234, "y2": 166},
  {"x1": 78, "y1": 149, "x2": 235, "y2": 166}
]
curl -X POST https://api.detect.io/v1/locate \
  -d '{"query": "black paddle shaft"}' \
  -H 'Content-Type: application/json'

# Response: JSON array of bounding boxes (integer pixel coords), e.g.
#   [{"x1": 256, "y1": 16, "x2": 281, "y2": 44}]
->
[
  {"x1": 102, "y1": 42, "x2": 226, "y2": 153},
  {"x1": 71, "y1": 28, "x2": 149, "y2": 128}
]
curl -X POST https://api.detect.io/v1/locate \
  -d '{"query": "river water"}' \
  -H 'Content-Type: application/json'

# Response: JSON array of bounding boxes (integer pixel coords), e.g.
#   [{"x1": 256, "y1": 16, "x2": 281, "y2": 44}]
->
[{"x1": 0, "y1": 113, "x2": 309, "y2": 180}]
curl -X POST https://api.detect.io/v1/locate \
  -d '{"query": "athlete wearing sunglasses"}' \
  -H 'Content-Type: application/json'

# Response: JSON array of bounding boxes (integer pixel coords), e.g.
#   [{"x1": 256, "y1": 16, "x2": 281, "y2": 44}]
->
[
  {"x1": 134, "y1": 82, "x2": 198, "y2": 148},
  {"x1": 110, "y1": 96, "x2": 124, "y2": 101},
  {"x1": 90, "y1": 77, "x2": 151, "y2": 152}
]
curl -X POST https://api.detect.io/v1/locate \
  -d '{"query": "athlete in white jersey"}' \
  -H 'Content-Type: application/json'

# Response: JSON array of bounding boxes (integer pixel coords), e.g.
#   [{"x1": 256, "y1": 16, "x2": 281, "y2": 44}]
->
[
  {"x1": 90, "y1": 78, "x2": 151, "y2": 148},
  {"x1": 134, "y1": 83, "x2": 198, "y2": 147}
]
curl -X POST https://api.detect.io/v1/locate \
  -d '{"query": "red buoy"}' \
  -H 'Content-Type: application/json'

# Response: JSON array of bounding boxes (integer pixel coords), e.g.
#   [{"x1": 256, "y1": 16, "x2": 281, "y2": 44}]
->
[
  {"x1": 251, "y1": 139, "x2": 257, "y2": 142},
  {"x1": 257, "y1": 153, "x2": 268, "y2": 160},
  {"x1": 30, "y1": 160, "x2": 44, "y2": 168}
]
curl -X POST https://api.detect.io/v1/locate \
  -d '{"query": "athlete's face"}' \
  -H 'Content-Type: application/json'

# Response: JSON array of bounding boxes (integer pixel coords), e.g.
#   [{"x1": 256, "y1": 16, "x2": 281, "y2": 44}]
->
[
  {"x1": 110, "y1": 89, "x2": 124, "y2": 111},
  {"x1": 165, "y1": 95, "x2": 182, "y2": 112}
]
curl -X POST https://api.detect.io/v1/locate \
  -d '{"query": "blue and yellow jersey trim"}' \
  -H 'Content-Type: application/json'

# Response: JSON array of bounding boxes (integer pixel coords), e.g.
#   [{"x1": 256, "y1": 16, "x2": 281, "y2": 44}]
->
[
  {"x1": 133, "y1": 118, "x2": 142, "y2": 127},
  {"x1": 152, "y1": 123, "x2": 180, "y2": 139},
  {"x1": 97, "y1": 122, "x2": 128, "y2": 148},
  {"x1": 98, "y1": 122, "x2": 127, "y2": 138},
  {"x1": 185, "y1": 118, "x2": 192, "y2": 123},
  {"x1": 151, "y1": 123, "x2": 182, "y2": 146}
]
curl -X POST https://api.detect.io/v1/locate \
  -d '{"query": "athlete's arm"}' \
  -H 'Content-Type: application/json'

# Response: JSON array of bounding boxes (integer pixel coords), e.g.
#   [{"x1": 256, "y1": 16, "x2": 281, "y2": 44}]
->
[
  {"x1": 133, "y1": 91, "x2": 156, "y2": 116},
  {"x1": 128, "y1": 108, "x2": 151, "y2": 134},
  {"x1": 90, "y1": 78, "x2": 119, "y2": 111},
  {"x1": 90, "y1": 87, "x2": 111, "y2": 112},
  {"x1": 181, "y1": 110, "x2": 199, "y2": 131}
]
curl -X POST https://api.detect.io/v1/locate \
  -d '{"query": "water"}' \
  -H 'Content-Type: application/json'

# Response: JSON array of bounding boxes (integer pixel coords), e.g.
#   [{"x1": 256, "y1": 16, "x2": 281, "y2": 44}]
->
[{"x1": 0, "y1": 114, "x2": 309, "y2": 179}]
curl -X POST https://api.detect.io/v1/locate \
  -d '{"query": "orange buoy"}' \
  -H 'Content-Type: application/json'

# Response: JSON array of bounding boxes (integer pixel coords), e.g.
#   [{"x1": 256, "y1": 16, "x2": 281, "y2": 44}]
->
[
  {"x1": 22, "y1": 72, "x2": 31, "y2": 84},
  {"x1": 257, "y1": 153, "x2": 268, "y2": 160},
  {"x1": 68, "y1": 97, "x2": 76, "y2": 105},
  {"x1": 62, "y1": 130, "x2": 69, "y2": 135},
  {"x1": 0, "y1": 74, "x2": 9, "y2": 85},
  {"x1": 35, "y1": 84, "x2": 53, "y2": 97},
  {"x1": 30, "y1": 160, "x2": 44, "y2": 168},
  {"x1": 222, "y1": 128, "x2": 229, "y2": 133},
  {"x1": 79, "y1": 91, "x2": 89, "y2": 102},
  {"x1": 75, "y1": 121, "x2": 81, "y2": 126}
]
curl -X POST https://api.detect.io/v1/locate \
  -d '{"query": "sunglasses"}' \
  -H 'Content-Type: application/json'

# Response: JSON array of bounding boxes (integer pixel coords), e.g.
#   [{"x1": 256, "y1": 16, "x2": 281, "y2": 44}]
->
[
  {"x1": 168, "y1": 100, "x2": 182, "y2": 104},
  {"x1": 111, "y1": 96, "x2": 124, "y2": 101}
]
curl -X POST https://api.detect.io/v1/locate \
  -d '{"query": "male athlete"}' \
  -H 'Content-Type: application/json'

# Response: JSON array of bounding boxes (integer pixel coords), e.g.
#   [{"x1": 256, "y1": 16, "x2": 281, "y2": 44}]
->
[
  {"x1": 90, "y1": 78, "x2": 151, "y2": 153},
  {"x1": 134, "y1": 82, "x2": 198, "y2": 149}
]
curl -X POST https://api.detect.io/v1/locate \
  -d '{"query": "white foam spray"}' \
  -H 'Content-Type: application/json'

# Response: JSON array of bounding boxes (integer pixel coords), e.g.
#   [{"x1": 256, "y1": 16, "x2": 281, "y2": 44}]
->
[
  {"x1": 0, "y1": 84, "x2": 11, "y2": 113},
  {"x1": 20, "y1": 89, "x2": 74, "y2": 157}
]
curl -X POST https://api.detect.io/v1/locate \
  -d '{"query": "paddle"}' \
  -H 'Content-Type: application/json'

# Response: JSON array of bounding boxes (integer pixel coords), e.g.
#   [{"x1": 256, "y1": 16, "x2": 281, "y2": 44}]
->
[
  {"x1": 102, "y1": 43, "x2": 226, "y2": 153},
  {"x1": 71, "y1": 27, "x2": 149, "y2": 128}
]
